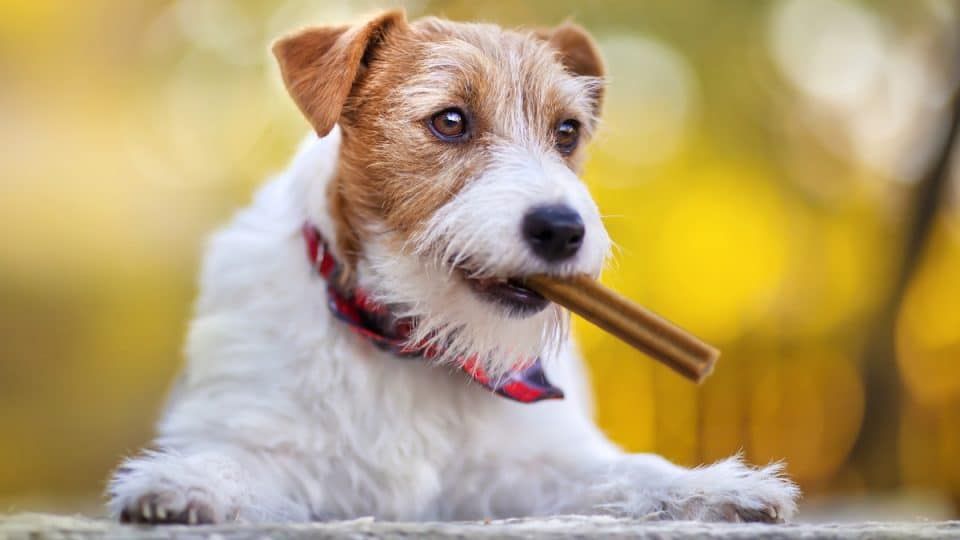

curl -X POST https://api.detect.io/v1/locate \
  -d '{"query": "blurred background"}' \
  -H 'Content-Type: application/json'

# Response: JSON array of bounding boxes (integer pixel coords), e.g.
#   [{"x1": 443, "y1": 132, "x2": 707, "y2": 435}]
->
[{"x1": 2, "y1": 0, "x2": 959, "y2": 521}]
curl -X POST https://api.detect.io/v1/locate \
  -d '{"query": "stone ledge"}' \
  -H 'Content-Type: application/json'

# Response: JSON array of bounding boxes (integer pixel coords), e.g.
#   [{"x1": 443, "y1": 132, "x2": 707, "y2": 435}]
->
[{"x1": 2, "y1": 514, "x2": 958, "y2": 540}]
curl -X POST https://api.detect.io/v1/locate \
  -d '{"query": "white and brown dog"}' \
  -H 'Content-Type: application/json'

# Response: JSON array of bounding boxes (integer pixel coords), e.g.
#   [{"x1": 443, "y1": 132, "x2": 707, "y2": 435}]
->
[{"x1": 108, "y1": 11, "x2": 799, "y2": 525}]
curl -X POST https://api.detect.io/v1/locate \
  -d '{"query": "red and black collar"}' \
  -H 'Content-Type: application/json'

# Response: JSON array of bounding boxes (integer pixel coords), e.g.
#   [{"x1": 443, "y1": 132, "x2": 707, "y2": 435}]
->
[{"x1": 302, "y1": 223, "x2": 563, "y2": 404}]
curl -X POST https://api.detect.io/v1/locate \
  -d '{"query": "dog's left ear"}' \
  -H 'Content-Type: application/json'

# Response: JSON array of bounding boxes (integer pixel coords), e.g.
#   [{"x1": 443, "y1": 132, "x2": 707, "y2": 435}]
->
[
  {"x1": 539, "y1": 23, "x2": 604, "y2": 79},
  {"x1": 537, "y1": 22, "x2": 605, "y2": 112},
  {"x1": 273, "y1": 11, "x2": 408, "y2": 137}
]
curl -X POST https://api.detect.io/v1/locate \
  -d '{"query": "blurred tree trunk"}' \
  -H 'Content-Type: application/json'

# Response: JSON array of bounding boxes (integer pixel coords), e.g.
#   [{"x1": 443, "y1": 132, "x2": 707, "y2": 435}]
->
[{"x1": 846, "y1": 91, "x2": 960, "y2": 490}]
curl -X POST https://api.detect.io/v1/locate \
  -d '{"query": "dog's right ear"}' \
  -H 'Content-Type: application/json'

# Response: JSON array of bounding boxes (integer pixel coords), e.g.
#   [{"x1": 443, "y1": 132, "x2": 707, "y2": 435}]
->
[
  {"x1": 539, "y1": 22, "x2": 604, "y2": 80},
  {"x1": 535, "y1": 22, "x2": 605, "y2": 116},
  {"x1": 272, "y1": 11, "x2": 407, "y2": 137}
]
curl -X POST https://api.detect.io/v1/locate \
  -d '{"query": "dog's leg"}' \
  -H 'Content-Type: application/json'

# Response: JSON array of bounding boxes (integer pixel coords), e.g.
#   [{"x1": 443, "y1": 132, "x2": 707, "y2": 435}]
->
[
  {"x1": 107, "y1": 447, "x2": 308, "y2": 524},
  {"x1": 581, "y1": 453, "x2": 800, "y2": 522},
  {"x1": 445, "y1": 451, "x2": 799, "y2": 522},
  {"x1": 439, "y1": 348, "x2": 799, "y2": 522}
]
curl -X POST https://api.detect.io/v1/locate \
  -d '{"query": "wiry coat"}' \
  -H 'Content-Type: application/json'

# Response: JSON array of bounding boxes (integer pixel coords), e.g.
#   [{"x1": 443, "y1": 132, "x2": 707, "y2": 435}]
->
[{"x1": 108, "y1": 12, "x2": 799, "y2": 525}]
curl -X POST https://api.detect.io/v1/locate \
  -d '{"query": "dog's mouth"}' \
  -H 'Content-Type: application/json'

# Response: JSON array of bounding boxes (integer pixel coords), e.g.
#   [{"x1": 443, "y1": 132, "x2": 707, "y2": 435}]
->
[{"x1": 455, "y1": 266, "x2": 549, "y2": 317}]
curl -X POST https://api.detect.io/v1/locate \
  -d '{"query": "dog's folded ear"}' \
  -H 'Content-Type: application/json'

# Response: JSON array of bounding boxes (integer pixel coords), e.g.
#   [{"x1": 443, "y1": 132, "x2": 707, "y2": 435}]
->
[
  {"x1": 539, "y1": 23, "x2": 604, "y2": 79},
  {"x1": 536, "y1": 22, "x2": 605, "y2": 112},
  {"x1": 273, "y1": 11, "x2": 408, "y2": 137}
]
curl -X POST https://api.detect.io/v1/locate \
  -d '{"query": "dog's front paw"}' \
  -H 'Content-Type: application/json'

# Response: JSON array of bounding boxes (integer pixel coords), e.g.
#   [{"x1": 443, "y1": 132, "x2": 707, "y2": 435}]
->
[
  {"x1": 669, "y1": 457, "x2": 800, "y2": 523},
  {"x1": 108, "y1": 451, "x2": 246, "y2": 525},
  {"x1": 118, "y1": 492, "x2": 217, "y2": 525}
]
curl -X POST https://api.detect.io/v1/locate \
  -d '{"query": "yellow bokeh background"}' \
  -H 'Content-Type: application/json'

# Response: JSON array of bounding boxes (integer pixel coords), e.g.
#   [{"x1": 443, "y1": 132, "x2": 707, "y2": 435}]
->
[{"x1": 1, "y1": 0, "x2": 959, "y2": 518}]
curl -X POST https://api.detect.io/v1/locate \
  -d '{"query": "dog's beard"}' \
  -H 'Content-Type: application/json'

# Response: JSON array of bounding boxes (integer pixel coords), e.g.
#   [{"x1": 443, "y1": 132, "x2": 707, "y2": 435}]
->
[
  {"x1": 356, "y1": 154, "x2": 607, "y2": 378},
  {"x1": 361, "y1": 239, "x2": 568, "y2": 379}
]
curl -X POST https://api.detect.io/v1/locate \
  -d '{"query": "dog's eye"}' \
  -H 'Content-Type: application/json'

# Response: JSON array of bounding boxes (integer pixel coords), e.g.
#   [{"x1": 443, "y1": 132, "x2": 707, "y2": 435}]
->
[
  {"x1": 429, "y1": 108, "x2": 468, "y2": 141},
  {"x1": 555, "y1": 119, "x2": 580, "y2": 155}
]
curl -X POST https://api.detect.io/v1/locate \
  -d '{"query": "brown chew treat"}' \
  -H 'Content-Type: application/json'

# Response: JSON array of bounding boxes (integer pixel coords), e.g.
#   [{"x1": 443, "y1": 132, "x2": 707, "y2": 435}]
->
[{"x1": 525, "y1": 274, "x2": 719, "y2": 383}]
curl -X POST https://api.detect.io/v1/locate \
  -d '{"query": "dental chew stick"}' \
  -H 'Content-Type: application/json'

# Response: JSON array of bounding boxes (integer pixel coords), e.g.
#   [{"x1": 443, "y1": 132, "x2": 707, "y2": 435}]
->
[{"x1": 525, "y1": 274, "x2": 719, "y2": 383}]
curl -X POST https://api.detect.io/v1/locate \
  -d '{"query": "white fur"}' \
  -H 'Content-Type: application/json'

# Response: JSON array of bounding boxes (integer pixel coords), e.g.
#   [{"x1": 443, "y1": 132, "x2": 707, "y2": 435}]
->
[
  {"x1": 376, "y1": 41, "x2": 608, "y2": 377},
  {"x1": 363, "y1": 142, "x2": 609, "y2": 378},
  {"x1": 108, "y1": 129, "x2": 800, "y2": 523}
]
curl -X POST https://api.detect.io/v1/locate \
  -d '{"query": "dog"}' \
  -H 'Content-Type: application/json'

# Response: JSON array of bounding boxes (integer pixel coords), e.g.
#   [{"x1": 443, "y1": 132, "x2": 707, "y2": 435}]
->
[{"x1": 107, "y1": 10, "x2": 800, "y2": 524}]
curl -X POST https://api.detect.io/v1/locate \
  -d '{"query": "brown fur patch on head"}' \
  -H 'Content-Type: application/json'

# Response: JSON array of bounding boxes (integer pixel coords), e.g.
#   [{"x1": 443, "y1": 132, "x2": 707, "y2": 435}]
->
[{"x1": 274, "y1": 12, "x2": 605, "y2": 280}]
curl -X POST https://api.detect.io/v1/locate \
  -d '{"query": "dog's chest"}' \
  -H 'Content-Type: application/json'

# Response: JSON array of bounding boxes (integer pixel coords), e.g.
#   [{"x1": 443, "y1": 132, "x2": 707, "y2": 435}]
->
[{"x1": 285, "y1": 341, "x2": 505, "y2": 518}]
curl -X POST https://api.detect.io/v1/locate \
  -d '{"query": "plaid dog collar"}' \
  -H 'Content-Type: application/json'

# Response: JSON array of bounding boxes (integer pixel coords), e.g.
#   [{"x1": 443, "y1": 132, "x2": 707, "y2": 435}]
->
[{"x1": 302, "y1": 223, "x2": 563, "y2": 404}]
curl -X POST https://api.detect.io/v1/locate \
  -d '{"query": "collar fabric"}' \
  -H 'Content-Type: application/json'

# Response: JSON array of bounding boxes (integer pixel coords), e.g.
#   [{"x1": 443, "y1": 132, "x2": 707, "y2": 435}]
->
[{"x1": 302, "y1": 223, "x2": 563, "y2": 404}]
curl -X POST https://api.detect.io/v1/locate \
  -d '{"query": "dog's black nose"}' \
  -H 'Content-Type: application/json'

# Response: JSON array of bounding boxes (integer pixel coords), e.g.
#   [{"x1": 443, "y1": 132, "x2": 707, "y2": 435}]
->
[{"x1": 523, "y1": 205, "x2": 585, "y2": 262}]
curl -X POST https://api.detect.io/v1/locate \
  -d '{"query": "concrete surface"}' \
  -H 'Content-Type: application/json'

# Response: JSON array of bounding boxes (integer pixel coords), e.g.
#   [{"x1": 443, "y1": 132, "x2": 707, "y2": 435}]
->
[{"x1": 1, "y1": 514, "x2": 958, "y2": 539}]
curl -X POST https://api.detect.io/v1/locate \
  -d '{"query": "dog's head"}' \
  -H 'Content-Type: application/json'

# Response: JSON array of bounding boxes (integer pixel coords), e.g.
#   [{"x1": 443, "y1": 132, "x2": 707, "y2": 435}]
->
[{"x1": 274, "y1": 11, "x2": 610, "y2": 374}]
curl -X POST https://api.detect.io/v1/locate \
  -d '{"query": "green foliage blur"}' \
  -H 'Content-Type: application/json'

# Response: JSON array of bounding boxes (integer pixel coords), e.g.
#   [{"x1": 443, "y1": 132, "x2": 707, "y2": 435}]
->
[{"x1": 1, "y1": 0, "x2": 958, "y2": 519}]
